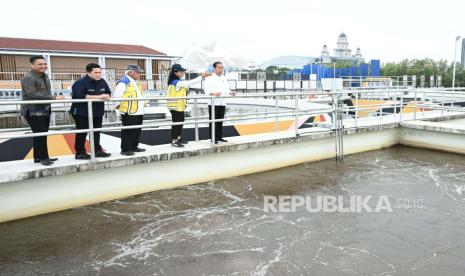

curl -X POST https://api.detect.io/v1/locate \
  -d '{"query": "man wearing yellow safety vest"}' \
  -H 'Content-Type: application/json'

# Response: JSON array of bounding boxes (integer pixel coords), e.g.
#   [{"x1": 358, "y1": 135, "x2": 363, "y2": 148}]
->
[
  {"x1": 167, "y1": 64, "x2": 210, "y2": 147},
  {"x1": 114, "y1": 64, "x2": 147, "y2": 156}
]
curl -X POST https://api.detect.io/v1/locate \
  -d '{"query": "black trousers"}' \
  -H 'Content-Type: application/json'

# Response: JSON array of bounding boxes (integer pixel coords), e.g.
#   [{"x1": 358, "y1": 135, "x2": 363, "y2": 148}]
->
[
  {"x1": 72, "y1": 115, "x2": 103, "y2": 154},
  {"x1": 121, "y1": 114, "x2": 143, "y2": 151},
  {"x1": 208, "y1": 105, "x2": 226, "y2": 141},
  {"x1": 25, "y1": 115, "x2": 50, "y2": 160},
  {"x1": 170, "y1": 110, "x2": 185, "y2": 140}
]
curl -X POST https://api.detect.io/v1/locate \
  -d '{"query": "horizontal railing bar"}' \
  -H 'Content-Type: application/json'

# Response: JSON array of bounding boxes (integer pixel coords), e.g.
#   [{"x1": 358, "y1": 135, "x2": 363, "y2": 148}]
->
[
  {"x1": 0, "y1": 109, "x2": 332, "y2": 140},
  {"x1": 3, "y1": 90, "x2": 465, "y2": 105}
]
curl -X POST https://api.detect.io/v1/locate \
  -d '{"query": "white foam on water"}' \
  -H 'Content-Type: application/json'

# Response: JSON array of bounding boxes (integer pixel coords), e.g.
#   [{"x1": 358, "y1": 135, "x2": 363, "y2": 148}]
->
[{"x1": 456, "y1": 185, "x2": 465, "y2": 195}]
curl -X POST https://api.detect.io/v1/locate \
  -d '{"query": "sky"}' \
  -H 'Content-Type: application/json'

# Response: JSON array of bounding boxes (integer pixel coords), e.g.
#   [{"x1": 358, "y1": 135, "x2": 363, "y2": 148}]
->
[{"x1": 1, "y1": 0, "x2": 464, "y2": 64}]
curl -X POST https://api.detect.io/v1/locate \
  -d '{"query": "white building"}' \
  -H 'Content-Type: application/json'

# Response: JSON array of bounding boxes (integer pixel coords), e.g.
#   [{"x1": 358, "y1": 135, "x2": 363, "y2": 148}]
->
[
  {"x1": 321, "y1": 44, "x2": 331, "y2": 64},
  {"x1": 333, "y1": 32, "x2": 352, "y2": 59},
  {"x1": 319, "y1": 33, "x2": 364, "y2": 63}
]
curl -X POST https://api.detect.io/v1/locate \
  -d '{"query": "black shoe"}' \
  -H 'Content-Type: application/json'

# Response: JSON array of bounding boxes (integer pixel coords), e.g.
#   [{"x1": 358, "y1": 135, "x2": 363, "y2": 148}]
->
[
  {"x1": 133, "y1": 147, "x2": 146, "y2": 152},
  {"x1": 121, "y1": 151, "x2": 135, "y2": 156},
  {"x1": 75, "y1": 153, "x2": 91, "y2": 160},
  {"x1": 171, "y1": 141, "x2": 184, "y2": 147},
  {"x1": 34, "y1": 157, "x2": 58, "y2": 163},
  {"x1": 218, "y1": 138, "x2": 228, "y2": 143},
  {"x1": 96, "y1": 151, "x2": 111, "y2": 158},
  {"x1": 178, "y1": 138, "x2": 189, "y2": 144},
  {"x1": 40, "y1": 159, "x2": 54, "y2": 166}
]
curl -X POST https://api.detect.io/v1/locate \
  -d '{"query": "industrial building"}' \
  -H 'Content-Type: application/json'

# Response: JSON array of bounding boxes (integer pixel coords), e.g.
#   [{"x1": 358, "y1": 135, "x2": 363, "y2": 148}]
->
[{"x1": 0, "y1": 37, "x2": 177, "y2": 89}]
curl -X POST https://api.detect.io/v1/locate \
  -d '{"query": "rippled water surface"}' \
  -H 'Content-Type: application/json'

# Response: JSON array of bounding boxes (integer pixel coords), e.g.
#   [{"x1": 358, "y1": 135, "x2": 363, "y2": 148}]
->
[{"x1": 1, "y1": 146, "x2": 465, "y2": 275}]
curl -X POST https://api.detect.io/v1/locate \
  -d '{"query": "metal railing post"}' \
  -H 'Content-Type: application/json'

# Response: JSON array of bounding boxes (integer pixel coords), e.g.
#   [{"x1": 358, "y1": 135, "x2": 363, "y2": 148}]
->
[
  {"x1": 274, "y1": 95, "x2": 279, "y2": 133},
  {"x1": 87, "y1": 101, "x2": 96, "y2": 162},
  {"x1": 413, "y1": 89, "x2": 418, "y2": 120},
  {"x1": 194, "y1": 98, "x2": 199, "y2": 142},
  {"x1": 332, "y1": 92, "x2": 342, "y2": 161},
  {"x1": 355, "y1": 90, "x2": 359, "y2": 127},
  {"x1": 399, "y1": 91, "x2": 404, "y2": 122},
  {"x1": 422, "y1": 90, "x2": 426, "y2": 117},
  {"x1": 440, "y1": 90, "x2": 445, "y2": 117},
  {"x1": 380, "y1": 105, "x2": 383, "y2": 121},
  {"x1": 210, "y1": 98, "x2": 216, "y2": 147},
  {"x1": 294, "y1": 90, "x2": 299, "y2": 137}
]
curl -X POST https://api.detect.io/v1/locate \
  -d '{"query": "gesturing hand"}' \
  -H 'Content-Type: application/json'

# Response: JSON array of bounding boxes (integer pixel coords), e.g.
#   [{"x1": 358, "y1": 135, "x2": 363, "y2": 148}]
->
[{"x1": 201, "y1": 71, "x2": 211, "y2": 78}]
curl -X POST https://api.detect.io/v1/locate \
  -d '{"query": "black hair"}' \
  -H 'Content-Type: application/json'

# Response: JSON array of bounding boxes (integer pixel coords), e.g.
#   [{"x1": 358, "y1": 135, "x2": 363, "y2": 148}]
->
[
  {"x1": 29, "y1": 55, "x2": 45, "y2": 64},
  {"x1": 213, "y1": 61, "x2": 223, "y2": 68},
  {"x1": 167, "y1": 68, "x2": 179, "y2": 86},
  {"x1": 86, "y1": 63, "x2": 101, "y2": 73}
]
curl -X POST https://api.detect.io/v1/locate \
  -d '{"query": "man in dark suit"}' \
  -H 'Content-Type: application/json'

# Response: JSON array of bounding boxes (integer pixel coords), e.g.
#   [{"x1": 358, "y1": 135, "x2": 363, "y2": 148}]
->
[{"x1": 70, "y1": 63, "x2": 112, "y2": 160}]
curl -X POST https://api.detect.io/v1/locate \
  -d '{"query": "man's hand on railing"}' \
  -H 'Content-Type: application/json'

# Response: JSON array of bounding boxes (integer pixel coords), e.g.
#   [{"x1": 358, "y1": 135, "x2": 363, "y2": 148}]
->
[
  {"x1": 99, "y1": 94, "x2": 111, "y2": 101},
  {"x1": 85, "y1": 94, "x2": 111, "y2": 101}
]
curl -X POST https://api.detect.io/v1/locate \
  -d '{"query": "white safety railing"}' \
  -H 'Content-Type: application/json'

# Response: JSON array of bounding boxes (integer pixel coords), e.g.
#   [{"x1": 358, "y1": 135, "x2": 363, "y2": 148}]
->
[{"x1": 1, "y1": 89, "x2": 465, "y2": 162}]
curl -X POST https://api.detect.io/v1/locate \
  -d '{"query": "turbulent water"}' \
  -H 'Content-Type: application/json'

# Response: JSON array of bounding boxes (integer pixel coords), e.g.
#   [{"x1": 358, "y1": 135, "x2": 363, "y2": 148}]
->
[{"x1": 1, "y1": 146, "x2": 465, "y2": 275}]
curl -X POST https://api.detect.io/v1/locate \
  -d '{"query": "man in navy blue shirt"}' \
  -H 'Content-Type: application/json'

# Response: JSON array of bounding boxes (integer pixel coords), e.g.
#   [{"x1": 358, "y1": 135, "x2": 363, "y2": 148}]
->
[{"x1": 71, "y1": 63, "x2": 112, "y2": 159}]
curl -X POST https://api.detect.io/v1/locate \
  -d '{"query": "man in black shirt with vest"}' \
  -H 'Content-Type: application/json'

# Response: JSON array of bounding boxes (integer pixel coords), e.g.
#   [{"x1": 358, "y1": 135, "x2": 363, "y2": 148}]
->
[{"x1": 70, "y1": 63, "x2": 112, "y2": 160}]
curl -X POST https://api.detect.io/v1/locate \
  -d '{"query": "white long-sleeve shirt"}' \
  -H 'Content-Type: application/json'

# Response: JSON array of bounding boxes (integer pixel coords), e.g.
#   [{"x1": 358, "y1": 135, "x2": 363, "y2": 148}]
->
[
  {"x1": 114, "y1": 75, "x2": 145, "y2": 115},
  {"x1": 204, "y1": 73, "x2": 231, "y2": 106}
]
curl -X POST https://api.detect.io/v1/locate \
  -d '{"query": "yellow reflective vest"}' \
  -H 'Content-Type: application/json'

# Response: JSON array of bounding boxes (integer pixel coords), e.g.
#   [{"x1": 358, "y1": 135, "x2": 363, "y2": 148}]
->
[
  {"x1": 117, "y1": 76, "x2": 145, "y2": 115},
  {"x1": 167, "y1": 80, "x2": 188, "y2": 112}
]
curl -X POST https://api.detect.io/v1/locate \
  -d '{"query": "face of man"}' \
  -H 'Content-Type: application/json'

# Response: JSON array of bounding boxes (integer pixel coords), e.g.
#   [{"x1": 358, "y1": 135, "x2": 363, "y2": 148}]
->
[
  {"x1": 127, "y1": 70, "x2": 141, "y2": 80},
  {"x1": 214, "y1": 63, "x2": 224, "y2": 75},
  {"x1": 87, "y1": 68, "x2": 102, "y2": 81},
  {"x1": 31, "y1": 59, "x2": 47, "y2": 74}
]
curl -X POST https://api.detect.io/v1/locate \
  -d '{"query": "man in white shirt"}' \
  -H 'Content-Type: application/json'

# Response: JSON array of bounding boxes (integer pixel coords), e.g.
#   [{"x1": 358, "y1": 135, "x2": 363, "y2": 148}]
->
[
  {"x1": 204, "y1": 62, "x2": 235, "y2": 143},
  {"x1": 113, "y1": 64, "x2": 146, "y2": 156}
]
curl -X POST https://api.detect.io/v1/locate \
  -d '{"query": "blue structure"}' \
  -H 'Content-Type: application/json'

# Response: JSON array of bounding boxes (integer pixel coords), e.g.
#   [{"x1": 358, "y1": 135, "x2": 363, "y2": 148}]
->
[
  {"x1": 359, "y1": 63, "x2": 369, "y2": 77},
  {"x1": 282, "y1": 59, "x2": 380, "y2": 85},
  {"x1": 370, "y1": 60, "x2": 380, "y2": 77},
  {"x1": 296, "y1": 59, "x2": 380, "y2": 82}
]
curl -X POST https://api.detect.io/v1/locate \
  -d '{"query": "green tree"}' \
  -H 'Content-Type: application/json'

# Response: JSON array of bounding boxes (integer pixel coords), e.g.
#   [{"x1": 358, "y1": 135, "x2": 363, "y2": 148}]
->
[{"x1": 381, "y1": 59, "x2": 465, "y2": 87}]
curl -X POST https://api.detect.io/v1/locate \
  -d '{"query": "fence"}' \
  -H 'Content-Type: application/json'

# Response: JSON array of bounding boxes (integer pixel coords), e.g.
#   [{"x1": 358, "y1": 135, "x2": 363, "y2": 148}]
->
[
  {"x1": 2, "y1": 88, "x2": 465, "y2": 163},
  {"x1": 0, "y1": 71, "x2": 443, "y2": 94}
]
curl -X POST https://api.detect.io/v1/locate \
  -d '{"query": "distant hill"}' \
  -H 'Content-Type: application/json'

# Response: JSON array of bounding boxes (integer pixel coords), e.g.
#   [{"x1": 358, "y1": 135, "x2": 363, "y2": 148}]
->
[{"x1": 260, "y1": 55, "x2": 314, "y2": 69}]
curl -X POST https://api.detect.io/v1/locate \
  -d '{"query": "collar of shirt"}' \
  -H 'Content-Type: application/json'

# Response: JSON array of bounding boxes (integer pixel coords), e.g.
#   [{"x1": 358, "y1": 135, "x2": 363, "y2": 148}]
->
[
  {"x1": 85, "y1": 75, "x2": 101, "y2": 83},
  {"x1": 124, "y1": 74, "x2": 144, "y2": 102},
  {"x1": 125, "y1": 74, "x2": 141, "y2": 94},
  {"x1": 30, "y1": 70, "x2": 46, "y2": 78},
  {"x1": 212, "y1": 73, "x2": 224, "y2": 79},
  {"x1": 125, "y1": 74, "x2": 137, "y2": 85}
]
